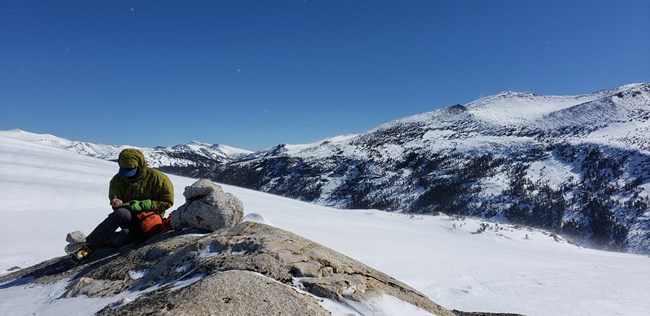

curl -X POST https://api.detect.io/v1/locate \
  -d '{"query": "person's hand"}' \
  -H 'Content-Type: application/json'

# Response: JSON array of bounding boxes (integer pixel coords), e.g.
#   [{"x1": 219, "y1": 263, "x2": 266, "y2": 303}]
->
[
  {"x1": 128, "y1": 199, "x2": 152, "y2": 212},
  {"x1": 111, "y1": 198, "x2": 123, "y2": 208}
]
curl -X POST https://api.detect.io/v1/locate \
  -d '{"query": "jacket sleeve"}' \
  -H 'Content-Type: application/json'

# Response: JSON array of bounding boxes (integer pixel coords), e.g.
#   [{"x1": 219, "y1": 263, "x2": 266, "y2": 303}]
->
[
  {"x1": 151, "y1": 173, "x2": 174, "y2": 214},
  {"x1": 108, "y1": 176, "x2": 122, "y2": 204}
]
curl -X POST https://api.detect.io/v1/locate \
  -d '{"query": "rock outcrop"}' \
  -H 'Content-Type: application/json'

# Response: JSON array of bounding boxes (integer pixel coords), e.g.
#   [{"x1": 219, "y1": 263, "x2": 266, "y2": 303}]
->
[
  {"x1": 98, "y1": 269, "x2": 331, "y2": 316},
  {"x1": 170, "y1": 179, "x2": 244, "y2": 232},
  {"x1": 1, "y1": 222, "x2": 456, "y2": 315}
]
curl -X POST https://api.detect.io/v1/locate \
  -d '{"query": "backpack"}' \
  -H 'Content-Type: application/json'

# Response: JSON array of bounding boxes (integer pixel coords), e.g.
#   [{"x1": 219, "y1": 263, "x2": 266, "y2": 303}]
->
[{"x1": 136, "y1": 211, "x2": 164, "y2": 237}]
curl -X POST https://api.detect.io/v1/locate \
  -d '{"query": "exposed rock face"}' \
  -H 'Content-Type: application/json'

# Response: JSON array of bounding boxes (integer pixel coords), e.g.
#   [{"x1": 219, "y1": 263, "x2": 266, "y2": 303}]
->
[
  {"x1": 98, "y1": 270, "x2": 331, "y2": 316},
  {"x1": 169, "y1": 179, "x2": 244, "y2": 232},
  {"x1": 1, "y1": 222, "x2": 456, "y2": 315}
]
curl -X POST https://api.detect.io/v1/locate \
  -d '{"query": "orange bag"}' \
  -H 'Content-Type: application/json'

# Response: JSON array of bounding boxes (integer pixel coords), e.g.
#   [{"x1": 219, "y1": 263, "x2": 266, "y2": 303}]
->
[{"x1": 136, "y1": 211, "x2": 164, "y2": 237}]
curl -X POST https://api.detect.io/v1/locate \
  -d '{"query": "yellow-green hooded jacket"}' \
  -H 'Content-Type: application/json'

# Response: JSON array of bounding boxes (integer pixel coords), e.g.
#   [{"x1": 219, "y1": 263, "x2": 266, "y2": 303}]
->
[{"x1": 109, "y1": 148, "x2": 174, "y2": 215}]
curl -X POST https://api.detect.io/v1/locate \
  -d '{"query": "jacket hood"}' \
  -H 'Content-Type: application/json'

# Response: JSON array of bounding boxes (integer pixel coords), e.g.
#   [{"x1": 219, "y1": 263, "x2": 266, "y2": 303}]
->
[{"x1": 118, "y1": 148, "x2": 147, "y2": 169}]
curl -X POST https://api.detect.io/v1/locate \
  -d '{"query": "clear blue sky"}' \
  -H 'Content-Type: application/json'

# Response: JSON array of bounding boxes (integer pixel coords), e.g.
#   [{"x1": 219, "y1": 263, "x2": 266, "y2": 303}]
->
[{"x1": 1, "y1": 0, "x2": 648, "y2": 150}]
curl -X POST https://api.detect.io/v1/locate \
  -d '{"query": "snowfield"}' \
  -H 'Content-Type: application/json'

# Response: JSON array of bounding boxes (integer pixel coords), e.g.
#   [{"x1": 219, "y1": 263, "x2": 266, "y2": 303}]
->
[{"x1": 1, "y1": 132, "x2": 650, "y2": 316}]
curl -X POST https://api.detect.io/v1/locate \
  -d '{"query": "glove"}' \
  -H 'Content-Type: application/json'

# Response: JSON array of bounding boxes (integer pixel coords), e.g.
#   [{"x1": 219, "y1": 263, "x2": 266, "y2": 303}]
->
[{"x1": 128, "y1": 199, "x2": 152, "y2": 212}]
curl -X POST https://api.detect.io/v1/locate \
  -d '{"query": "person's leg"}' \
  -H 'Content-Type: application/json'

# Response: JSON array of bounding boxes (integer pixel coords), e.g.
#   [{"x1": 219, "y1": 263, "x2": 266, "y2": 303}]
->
[
  {"x1": 111, "y1": 210, "x2": 150, "y2": 246},
  {"x1": 86, "y1": 208, "x2": 132, "y2": 246}
]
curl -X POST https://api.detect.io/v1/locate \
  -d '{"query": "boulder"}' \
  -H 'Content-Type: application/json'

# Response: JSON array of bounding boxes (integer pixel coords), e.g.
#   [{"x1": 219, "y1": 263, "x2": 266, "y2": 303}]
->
[
  {"x1": 65, "y1": 231, "x2": 86, "y2": 244},
  {"x1": 169, "y1": 179, "x2": 244, "y2": 232}
]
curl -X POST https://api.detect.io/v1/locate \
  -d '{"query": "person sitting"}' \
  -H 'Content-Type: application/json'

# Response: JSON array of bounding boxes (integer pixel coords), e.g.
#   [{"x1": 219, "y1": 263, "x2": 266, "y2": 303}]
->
[{"x1": 74, "y1": 148, "x2": 174, "y2": 261}]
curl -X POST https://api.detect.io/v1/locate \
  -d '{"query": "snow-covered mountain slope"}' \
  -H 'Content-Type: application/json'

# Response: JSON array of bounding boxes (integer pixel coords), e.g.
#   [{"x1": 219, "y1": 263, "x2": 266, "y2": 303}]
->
[
  {"x1": 177, "y1": 83, "x2": 650, "y2": 254},
  {"x1": 367, "y1": 82, "x2": 650, "y2": 150},
  {"x1": 464, "y1": 83, "x2": 641, "y2": 124},
  {"x1": 0, "y1": 129, "x2": 253, "y2": 167},
  {"x1": 1, "y1": 128, "x2": 650, "y2": 316}
]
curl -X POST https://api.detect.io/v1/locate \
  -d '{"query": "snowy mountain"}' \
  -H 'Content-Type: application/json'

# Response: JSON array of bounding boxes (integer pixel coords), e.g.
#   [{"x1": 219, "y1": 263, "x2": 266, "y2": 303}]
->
[
  {"x1": 0, "y1": 129, "x2": 253, "y2": 167},
  {"x1": 2, "y1": 83, "x2": 649, "y2": 255},
  {"x1": 1, "y1": 128, "x2": 650, "y2": 316},
  {"x1": 163, "y1": 83, "x2": 650, "y2": 254}
]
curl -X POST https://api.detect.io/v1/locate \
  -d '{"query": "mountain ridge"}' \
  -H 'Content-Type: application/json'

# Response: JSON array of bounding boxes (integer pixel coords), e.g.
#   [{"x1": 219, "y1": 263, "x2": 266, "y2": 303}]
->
[{"x1": 1, "y1": 129, "x2": 254, "y2": 167}]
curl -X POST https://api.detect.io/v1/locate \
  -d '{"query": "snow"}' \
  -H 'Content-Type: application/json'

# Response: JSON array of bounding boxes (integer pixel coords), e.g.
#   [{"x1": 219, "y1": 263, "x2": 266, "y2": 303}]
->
[
  {"x1": 465, "y1": 83, "x2": 647, "y2": 127},
  {"x1": 525, "y1": 156, "x2": 579, "y2": 189},
  {"x1": 344, "y1": 295, "x2": 436, "y2": 316},
  {"x1": 242, "y1": 212, "x2": 276, "y2": 226},
  {"x1": 293, "y1": 278, "x2": 434, "y2": 316},
  {"x1": 0, "y1": 279, "x2": 117, "y2": 316},
  {"x1": 479, "y1": 174, "x2": 510, "y2": 197},
  {"x1": 466, "y1": 91, "x2": 599, "y2": 124},
  {"x1": 1, "y1": 133, "x2": 650, "y2": 316}
]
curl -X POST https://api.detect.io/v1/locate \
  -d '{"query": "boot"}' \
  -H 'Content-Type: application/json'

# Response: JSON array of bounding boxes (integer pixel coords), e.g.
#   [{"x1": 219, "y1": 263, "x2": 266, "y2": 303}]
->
[{"x1": 72, "y1": 244, "x2": 96, "y2": 261}]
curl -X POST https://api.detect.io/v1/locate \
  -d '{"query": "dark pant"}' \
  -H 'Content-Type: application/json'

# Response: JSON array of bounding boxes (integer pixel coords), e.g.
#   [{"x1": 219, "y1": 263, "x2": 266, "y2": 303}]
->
[{"x1": 86, "y1": 208, "x2": 142, "y2": 247}]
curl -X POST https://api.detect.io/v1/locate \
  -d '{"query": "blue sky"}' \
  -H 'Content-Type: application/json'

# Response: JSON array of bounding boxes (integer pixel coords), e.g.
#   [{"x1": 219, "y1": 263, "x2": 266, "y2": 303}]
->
[{"x1": 1, "y1": 0, "x2": 648, "y2": 150}]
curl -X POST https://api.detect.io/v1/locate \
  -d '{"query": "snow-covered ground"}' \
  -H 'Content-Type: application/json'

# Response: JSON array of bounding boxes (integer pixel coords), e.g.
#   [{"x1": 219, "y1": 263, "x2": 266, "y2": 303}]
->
[{"x1": 1, "y1": 132, "x2": 650, "y2": 316}]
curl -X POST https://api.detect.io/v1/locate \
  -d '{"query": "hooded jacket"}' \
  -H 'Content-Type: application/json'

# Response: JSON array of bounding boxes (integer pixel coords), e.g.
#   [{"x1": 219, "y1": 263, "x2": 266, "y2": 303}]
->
[{"x1": 109, "y1": 148, "x2": 174, "y2": 215}]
